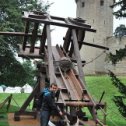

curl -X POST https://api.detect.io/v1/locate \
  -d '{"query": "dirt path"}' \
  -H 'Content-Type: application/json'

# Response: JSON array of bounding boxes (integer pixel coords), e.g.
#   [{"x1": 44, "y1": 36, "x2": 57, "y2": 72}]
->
[{"x1": 8, "y1": 113, "x2": 40, "y2": 126}]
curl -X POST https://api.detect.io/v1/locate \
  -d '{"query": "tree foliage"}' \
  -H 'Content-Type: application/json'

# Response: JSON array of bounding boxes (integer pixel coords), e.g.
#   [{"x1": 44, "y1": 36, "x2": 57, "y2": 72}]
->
[
  {"x1": 0, "y1": 0, "x2": 51, "y2": 86},
  {"x1": 108, "y1": 70, "x2": 126, "y2": 117},
  {"x1": 109, "y1": 0, "x2": 126, "y2": 64},
  {"x1": 114, "y1": 24, "x2": 126, "y2": 38},
  {"x1": 111, "y1": 0, "x2": 126, "y2": 18},
  {"x1": 108, "y1": 45, "x2": 126, "y2": 64},
  {"x1": 109, "y1": 0, "x2": 126, "y2": 118}
]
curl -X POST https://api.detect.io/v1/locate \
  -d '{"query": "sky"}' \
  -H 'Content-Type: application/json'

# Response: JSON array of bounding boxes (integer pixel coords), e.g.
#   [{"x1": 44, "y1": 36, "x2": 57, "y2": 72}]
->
[
  {"x1": 43, "y1": 0, "x2": 126, "y2": 45},
  {"x1": 44, "y1": 0, "x2": 76, "y2": 45},
  {"x1": 48, "y1": 0, "x2": 76, "y2": 18}
]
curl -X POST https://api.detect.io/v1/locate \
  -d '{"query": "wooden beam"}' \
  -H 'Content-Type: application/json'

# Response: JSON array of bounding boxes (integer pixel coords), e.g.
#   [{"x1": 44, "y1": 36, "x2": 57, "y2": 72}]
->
[
  {"x1": 15, "y1": 82, "x2": 39, "y2": 113},
  {"x1": 81, "y1": 41, "x2": 109, "y2": 50},
  {"x1": 63, "y1": 29, "x2": 72, "y2": 52},
  {"x1": 18, "y1": 53, "x2": 43, "y2": 59},
  {"x1": 22, "y1": 16, "x2": 96, "y2": 32},
  {"x1": 23, "y1": 21, "x2": 30, "y2": 50},
  {"x1": 39, "y1": 25, "x2": 47, "y2": 54},
  {"x1": 77, "y1": 30, "x2": 85, "y2": 50},
  {"x1": 0, "y1": 32, "x2": 41, "y2": 37},
  {"x1": 72, "y1": 29, "x2": 84, "y2": 80},
  {"x1": 29, "y1": 14, "x2": 91, "y2": 29},
  {"x1": 63, "y1": 38, "x2": 109, "y2": 50},
  {"x1": 30, "y1": 23, "x2": 39, "y2": 53},
  {"x1": 46, "y1": 25, "x2": 55, "y2": 83},
  {"x1": 68, "y1": 42, "x2": 74, "y2": 57}
]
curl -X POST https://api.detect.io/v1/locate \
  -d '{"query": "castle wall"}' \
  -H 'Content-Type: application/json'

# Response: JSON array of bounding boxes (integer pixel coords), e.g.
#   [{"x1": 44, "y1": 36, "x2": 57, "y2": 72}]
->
[
  {"x1": 105, "y1": 36, "x2": 126, "y2": 75},
  {"x1": 76, "y1": 0, "x2": 114, "y2": 74}
]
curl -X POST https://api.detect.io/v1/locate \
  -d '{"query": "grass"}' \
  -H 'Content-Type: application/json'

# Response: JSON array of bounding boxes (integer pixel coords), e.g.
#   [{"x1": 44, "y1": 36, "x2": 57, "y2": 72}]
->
[
  {"x1": 0, "y1": 93, "x2": 32, "y2": 126},
  {"x1": 85, "y1": 75, "x2": 126, "y2": 126},
  {"x1": 0, "y1": 76, "x2": 126, "y2": 126}
]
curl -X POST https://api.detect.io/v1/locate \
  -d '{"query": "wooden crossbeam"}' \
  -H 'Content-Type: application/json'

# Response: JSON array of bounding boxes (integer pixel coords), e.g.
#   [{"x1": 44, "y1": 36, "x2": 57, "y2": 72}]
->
[
  {"x1": 22, "y1": 16, "x2": 96, "y2": 32},
  {"x1": 81, "y1": 41, "x2": 109, "y2": 50},
  {"x1": 0, "y1": 32, "x2": 41, "y2": 37},
  {"x1": 63, "y1": 37, "x2": 109, "y2": 50}
]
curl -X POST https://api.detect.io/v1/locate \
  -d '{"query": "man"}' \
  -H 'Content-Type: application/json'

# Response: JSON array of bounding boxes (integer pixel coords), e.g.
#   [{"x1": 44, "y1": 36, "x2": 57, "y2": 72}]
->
[{"x1": 39, "y1": 83, "x2": 63, "y2": 126}]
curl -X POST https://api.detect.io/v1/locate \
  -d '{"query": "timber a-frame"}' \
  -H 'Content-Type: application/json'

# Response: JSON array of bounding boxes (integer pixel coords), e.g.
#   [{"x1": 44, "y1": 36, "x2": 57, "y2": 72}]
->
[{"x1": 0, "y1": 11, "x2": 109, "y2": 126}]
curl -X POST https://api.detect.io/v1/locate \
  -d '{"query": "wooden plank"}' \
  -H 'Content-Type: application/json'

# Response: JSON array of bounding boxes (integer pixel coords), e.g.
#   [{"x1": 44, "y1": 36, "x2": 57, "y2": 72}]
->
[
  {"x1": 39, "y1": 25, "x2": 47, "y2": 54},
  {"x1": 58, "y1": 67, "x2": 78, "y2": 100},
  {"x1": 30, "y1": 23, "x2": 39, "y2": 52},
  {"x1": 68, "y1": 70, "x2": 84, "y2": 99},
  {"x1": 46, "y1": 25, "x2": 55, "y2": 83}
]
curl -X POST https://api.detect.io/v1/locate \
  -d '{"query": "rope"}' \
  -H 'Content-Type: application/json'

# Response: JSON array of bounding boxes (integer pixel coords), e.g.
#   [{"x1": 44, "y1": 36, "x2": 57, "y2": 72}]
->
[
  {"x1": 106, "y1": 117, "x2": 119, "y2": 126},
  {"x1": 107, "y1": 105, "x2": 126, "y2": 120},
  {"x1": 84, "y1": 50, "x2": 106, "y2": 66},
  {"x1": 92, "y1": 95, "x2": 126, "y2": 126},
  {"x1": 12, "y1": 97, "x2": 20, "y2": 108}
]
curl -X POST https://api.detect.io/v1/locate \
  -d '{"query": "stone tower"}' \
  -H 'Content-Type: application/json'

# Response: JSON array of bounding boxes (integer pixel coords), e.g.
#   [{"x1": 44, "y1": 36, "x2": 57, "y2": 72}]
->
[{"x1": 76, "y1": 0, "x2": 113, "y2": 74}]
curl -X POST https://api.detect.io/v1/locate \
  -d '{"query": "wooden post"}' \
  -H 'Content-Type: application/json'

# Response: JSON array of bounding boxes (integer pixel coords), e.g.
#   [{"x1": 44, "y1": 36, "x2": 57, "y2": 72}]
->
[
  {"x1": 30, "y1": 23, "x2": 39, "y2": 52},
  {"x1": 72, "y1": 29, "x2": 84, "y2": 80},
  {"x1": 103, "y1": 102, "x2": 107, "y2": 125},
  {"x1": 46, "y1": 25, "x2": 55, "y2": 83},
  {"x1": 39, "y1": 25, "x2": 47, "y2": 54},
  {"x1": 23, "y1": 21, "x2": 30, "y2": 50}
]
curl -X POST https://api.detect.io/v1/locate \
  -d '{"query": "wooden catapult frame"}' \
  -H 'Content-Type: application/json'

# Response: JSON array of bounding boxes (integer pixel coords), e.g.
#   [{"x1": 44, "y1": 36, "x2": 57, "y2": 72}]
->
[{"x1": 0, "y1": 11, "x2": 109, "y2": 126}]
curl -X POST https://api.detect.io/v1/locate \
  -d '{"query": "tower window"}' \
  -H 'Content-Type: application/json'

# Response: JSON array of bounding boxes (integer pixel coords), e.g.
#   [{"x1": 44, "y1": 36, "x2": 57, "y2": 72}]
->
[
  {"x1": 82, "y1": 2, "x2": 85, "y2": 7},
  {"x1": 104, "y1": 20, "x2": 105, "y2": 24},
  {"x1": 93, "y1": 19, "x2": 94, "y2": 23},
  {"x1": 100, "y1": 0, "x2": 104, "y2": 6},
  {"x1": 93, "y1": 38, "x2": 94, "y2": 43}
]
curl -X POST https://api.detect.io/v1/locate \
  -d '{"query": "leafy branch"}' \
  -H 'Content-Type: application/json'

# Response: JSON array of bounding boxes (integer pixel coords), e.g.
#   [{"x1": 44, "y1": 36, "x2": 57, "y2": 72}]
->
[
  {"x1": 108, "y1": 46, "x2": 126, "y2": 64},
  {"x1": 108, "y1": 70, "x2": 126, "y2": 117}
]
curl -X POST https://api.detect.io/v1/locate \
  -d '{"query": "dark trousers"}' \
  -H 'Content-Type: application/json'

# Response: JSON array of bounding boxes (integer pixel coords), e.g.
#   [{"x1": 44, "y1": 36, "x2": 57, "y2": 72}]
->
[{"x1": 40, "y1": 110, "x2": 50, "y2": 126}]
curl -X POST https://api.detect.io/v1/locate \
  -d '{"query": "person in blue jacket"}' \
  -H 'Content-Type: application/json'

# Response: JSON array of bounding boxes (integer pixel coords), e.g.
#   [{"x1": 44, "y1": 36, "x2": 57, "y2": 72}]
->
[{"x1": 39, "y1": 83, "x2": 63, "y2": 126}]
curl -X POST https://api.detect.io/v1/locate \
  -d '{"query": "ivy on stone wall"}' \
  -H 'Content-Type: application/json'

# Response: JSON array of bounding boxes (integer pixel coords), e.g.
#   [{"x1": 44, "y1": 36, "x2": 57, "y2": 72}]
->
[
  {"x1": 108, "y1": 45, "x2": 126, "y2": 64},
  {"x1": 108, "y1": 70, "x2": 126, "y2": 117}
]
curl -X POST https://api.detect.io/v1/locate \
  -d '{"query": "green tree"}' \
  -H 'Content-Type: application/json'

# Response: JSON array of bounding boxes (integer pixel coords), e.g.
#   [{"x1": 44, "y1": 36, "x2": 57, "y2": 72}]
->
[
  {"x1": 109, "y1": 0, "x2": 126, "y2": 117},
  {"x1": 21, "y1": 60, "x2": 36, "y2": 86},
  {"x1": 114, "y1": 24, "x2": 126, "y2": 38},
  {"x1": 111, "y1": 0, "x2": 126, "y2": 18},
  {"x1": 0, "y1": 0, "x2": 51, "y2": 86}
]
